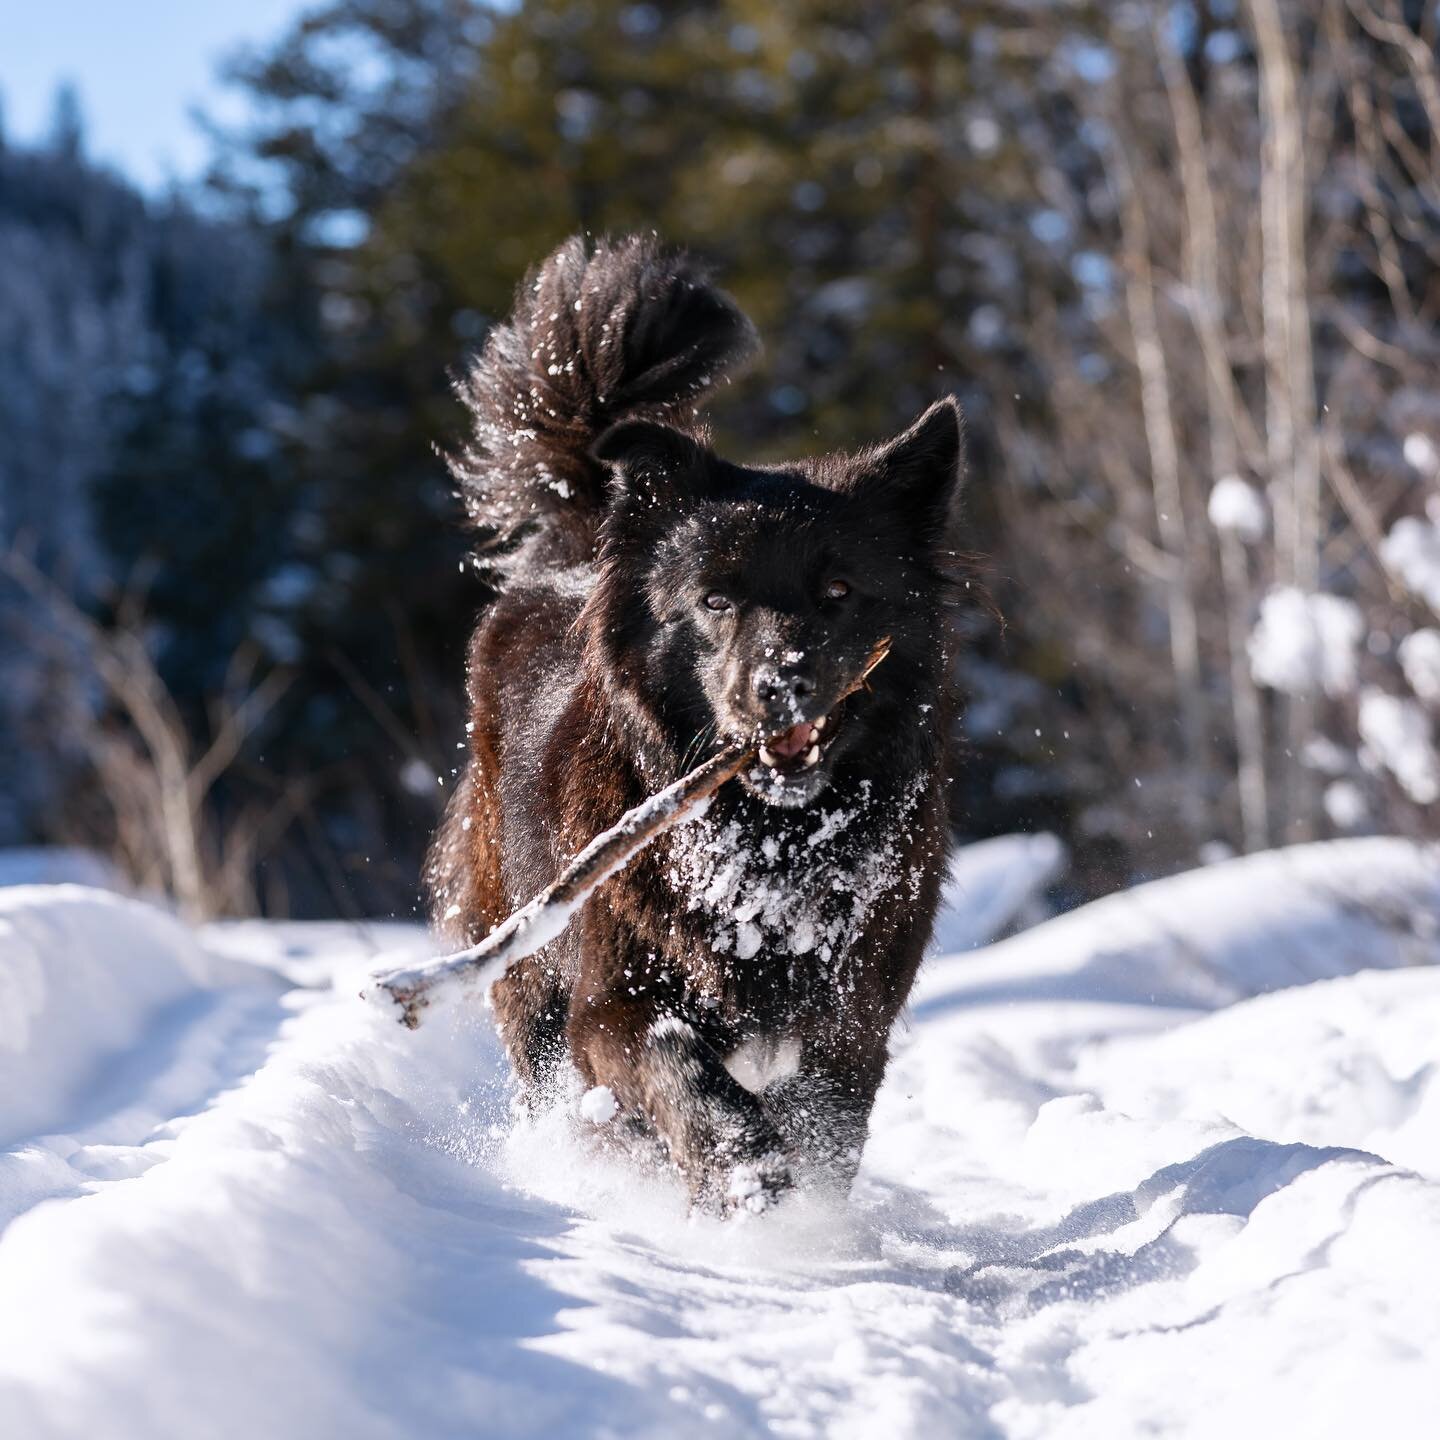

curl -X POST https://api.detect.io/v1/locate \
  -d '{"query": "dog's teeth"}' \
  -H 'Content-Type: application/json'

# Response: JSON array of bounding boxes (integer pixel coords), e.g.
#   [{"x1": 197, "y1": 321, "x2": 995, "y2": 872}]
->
[
  {"x1": 813, "y1": 716, "x2": 827, "y2": 732},
  {"x1": 759, "y1": 745, "x2": 779, "y2": 768},
  {"x1": 803, "y1": 745, "x2": 821, "y2": 767}
]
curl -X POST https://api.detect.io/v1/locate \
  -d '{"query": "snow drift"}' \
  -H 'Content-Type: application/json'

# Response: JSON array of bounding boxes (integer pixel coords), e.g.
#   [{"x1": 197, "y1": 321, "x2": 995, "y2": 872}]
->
[
  {"x1": 0, "y1": 885, "x2": 274, "y2": 1147},
  {"x1": 0, "y1": 837, "x2": 1437, "y2": 1438}
]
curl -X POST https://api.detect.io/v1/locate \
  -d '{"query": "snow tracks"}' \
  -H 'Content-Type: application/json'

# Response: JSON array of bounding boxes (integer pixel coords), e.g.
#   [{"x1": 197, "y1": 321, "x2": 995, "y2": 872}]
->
[{"x1": 1, "y1": 840, "x2": 1438, "y2": 1438}]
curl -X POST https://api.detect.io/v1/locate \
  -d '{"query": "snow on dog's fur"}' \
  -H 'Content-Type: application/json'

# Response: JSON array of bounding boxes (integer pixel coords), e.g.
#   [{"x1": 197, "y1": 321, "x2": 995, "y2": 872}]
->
[{"x1": 426, "y1": 235, "x2": 966, "y2": 1212}]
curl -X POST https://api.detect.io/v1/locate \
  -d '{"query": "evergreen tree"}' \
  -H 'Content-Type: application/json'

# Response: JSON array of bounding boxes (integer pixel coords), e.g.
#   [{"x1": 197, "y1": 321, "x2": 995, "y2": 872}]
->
[
  {"x1": 218, "y1": 0, "x2": 1086, "y2": 887},
  {"x1": 48, "y1": 81, "x2": 86, "y2": 160}
]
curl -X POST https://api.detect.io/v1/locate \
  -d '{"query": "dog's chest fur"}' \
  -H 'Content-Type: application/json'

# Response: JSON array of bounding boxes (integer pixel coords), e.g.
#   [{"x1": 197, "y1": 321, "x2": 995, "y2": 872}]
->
[{"x1": 651, "y1": 771, "x2": 931, "y2": 1024}]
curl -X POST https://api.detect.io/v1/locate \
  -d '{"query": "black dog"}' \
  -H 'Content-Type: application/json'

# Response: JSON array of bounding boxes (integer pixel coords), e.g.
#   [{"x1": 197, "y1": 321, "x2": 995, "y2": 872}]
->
[{"x1": 427, "y1": 235, "x2": 964, "y2": 1212}]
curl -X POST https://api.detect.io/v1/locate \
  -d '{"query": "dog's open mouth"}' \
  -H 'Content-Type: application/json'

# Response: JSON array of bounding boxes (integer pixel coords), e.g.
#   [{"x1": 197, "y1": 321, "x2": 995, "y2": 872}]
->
[
  {"x1": 756, "y1": 708, "x2": 840, "y2": 778},
  {"x1": 744, "y1": 639, "x2": 889, "y2": 799}
]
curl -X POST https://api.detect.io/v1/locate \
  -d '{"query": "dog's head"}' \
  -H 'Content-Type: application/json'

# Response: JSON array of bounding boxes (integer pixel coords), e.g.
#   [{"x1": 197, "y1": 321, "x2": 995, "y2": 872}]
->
[{"x1": 589, "y1": 399, "x2": 965, "y2": 806}]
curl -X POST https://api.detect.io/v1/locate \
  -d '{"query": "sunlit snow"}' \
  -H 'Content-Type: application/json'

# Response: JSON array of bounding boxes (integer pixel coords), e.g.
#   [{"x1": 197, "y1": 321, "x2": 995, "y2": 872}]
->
[{"x1": 2, "y1": 838, "x2": 1438, "y2": 1437}]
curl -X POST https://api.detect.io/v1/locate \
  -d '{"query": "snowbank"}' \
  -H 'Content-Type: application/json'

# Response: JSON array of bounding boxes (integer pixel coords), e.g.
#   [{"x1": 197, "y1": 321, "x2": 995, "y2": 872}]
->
[
  {"x1": 0, "y1": 836, "x2": 1437, "y2": 1438},
  {"x1": 916, "y1": 836, "x2": 1440, "y2": 1015},
  {"x1": 931, "y1": 831, "x2": 1066, "y2": 953},
  {"x1": 0, "y1": 886, "x2": 272, "y2": 1146}
]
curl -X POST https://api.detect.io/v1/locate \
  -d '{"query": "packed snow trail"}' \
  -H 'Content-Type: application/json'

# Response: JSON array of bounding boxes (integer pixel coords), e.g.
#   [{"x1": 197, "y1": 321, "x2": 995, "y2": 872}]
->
[{"x1": 1, "y1": 837, "x2": 1438, "y2": 1438}]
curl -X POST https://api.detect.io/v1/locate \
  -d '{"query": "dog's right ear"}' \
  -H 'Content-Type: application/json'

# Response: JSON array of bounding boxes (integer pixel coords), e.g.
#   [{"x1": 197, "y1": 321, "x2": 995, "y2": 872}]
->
[{"x1": 592, "y1": 421, "x2": 706, "y2": 497}]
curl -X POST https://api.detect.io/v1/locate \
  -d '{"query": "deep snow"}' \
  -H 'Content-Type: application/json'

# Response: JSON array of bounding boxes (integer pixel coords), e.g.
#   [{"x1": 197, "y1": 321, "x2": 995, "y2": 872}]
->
[{"x1": 1, "y1": 837, "x2": 1438, "y2": 1438}]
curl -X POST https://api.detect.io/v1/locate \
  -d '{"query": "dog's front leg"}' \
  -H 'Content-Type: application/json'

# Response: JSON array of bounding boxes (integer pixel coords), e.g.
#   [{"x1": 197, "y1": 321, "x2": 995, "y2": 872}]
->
[
  {"x1": 568, "y1": 993, "x2": 792, "y2": 1213},
  {"x1": 762, "y1": 1040, "x2": 888, "y2": 1193}
]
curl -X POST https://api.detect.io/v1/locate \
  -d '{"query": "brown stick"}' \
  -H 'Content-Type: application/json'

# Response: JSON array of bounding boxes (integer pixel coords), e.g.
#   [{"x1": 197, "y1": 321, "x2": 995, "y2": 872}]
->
[
  {"x1": 366, "y1": 637, "x2": 893, "y2": 1029},
  {"x1": 845, "y1": 636, "x2": 892, "y2": 699},
  {"x1": 366, "y1": 743, "x2": 752, "y2": 1026}
]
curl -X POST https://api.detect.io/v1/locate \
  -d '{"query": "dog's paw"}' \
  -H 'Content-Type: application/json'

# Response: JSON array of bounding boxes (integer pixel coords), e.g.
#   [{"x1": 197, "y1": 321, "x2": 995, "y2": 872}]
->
[{"x1": 723, "y1": 1153, "x2": 794, "y2": 1217}]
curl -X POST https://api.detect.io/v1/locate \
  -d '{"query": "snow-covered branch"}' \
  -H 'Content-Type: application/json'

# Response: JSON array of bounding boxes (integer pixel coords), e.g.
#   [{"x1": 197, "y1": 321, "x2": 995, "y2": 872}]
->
[{"x1": 366, "y1": 745, "x2": 753, "y2": 1027}]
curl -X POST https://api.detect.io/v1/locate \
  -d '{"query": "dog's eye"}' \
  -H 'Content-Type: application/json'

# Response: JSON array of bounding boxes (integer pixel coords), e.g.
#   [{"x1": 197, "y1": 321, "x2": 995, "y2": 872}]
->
[
  {"x1": 824, "y1": 579, "x2": 851, "y2": 601},
  {"x1": 703, "y1": 592, "x2": 731, "y2": 613}
]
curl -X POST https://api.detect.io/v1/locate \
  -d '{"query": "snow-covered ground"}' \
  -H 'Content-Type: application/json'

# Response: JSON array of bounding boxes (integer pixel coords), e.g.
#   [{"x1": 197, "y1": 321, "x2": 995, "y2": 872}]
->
[{"x1": 1, "y1": 837, "x2": 1438, "y2": 1438}]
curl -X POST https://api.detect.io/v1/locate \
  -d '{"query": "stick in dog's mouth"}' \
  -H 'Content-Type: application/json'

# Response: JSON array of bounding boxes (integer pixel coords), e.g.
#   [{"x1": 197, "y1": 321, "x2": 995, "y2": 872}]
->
[{"x1": 756, "y1": 637, "x2": 892, "y2": 774}]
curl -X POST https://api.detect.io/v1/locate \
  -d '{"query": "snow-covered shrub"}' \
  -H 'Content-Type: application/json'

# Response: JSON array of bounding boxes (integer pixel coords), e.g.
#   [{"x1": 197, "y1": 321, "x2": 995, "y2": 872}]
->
[
  {"x1": 1208, "y1": 476, "x2": 1267, "y2": 543},
  {"x1": 1399, "y1": 630, "x2": 1440, "y2": 708},
  {"x1": 1358, "y1": 689, "x2": 1440, "y2": 805},
  {"x1": 1248, "y1": 588, "x2": 1364, "y2": 699},
  {"x1": 1323, "y1": 780, "x2": 1368, "y2": 830},
  {"x1": 1244, "y1": 562, "x2": 1440, "y2": 825},
  {"x1": 1382, "y1": 499, "x2": 1440, "y2": 615}
]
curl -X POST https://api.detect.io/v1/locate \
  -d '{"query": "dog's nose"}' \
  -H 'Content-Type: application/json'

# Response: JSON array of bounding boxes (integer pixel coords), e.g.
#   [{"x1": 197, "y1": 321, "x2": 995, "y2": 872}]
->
[{"x1": 751, "y1": 665, "x2": 815, "y2": 719}]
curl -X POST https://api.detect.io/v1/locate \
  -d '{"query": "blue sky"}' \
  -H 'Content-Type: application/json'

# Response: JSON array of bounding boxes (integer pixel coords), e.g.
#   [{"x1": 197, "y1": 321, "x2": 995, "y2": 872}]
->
[{"x1": 1, "y1": 2, "x2": 311, "y2": 190}]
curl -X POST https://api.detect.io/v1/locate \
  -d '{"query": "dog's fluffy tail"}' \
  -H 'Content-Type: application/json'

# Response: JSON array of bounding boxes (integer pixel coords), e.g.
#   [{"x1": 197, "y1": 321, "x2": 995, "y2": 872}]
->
[{"x1": 451, "y1": 234, "x2": 757, "y2": 564}]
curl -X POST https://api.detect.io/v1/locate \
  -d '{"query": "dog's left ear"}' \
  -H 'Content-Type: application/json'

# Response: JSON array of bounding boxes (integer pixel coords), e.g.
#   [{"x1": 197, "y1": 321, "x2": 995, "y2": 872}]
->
[{"x1": 855, "y1": 397, "x2": 965, "y2": 538}]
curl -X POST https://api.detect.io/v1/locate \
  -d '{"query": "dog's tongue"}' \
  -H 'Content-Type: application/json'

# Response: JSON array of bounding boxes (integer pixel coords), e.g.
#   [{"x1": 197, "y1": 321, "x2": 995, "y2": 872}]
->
[{"x1": 765, "y1": 721, "x2": 813, "y2": 762}]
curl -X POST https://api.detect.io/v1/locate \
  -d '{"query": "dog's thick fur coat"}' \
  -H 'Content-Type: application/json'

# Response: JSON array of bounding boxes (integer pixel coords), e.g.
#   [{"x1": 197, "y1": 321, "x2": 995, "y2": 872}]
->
[{"x1": 427, "y1": 235, "x2": 965, "y2": 1211}]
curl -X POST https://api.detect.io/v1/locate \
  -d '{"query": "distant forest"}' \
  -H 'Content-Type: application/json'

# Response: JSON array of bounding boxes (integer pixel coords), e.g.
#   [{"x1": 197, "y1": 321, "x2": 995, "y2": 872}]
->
[{"x1": 3, "y1": 0, "x2": 1437, "y2": 919}]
